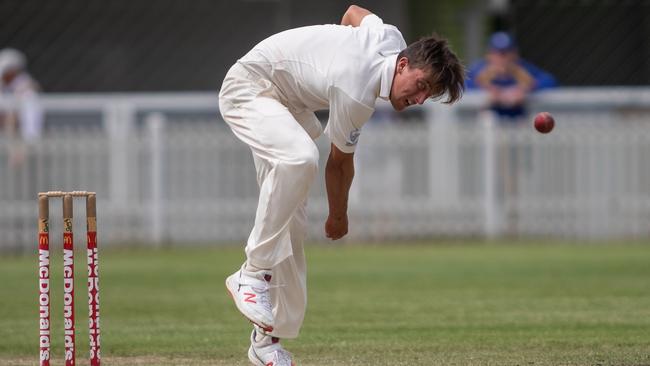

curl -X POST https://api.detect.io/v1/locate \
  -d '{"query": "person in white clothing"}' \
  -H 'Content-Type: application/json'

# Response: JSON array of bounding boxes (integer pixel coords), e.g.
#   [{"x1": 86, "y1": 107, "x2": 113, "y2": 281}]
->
[
  {"x1": 219, "y1": 5, "x2": 465, "y2": 365},
  {"x1": 0, "y1": 48, "x2": 43, "y2": 168}
]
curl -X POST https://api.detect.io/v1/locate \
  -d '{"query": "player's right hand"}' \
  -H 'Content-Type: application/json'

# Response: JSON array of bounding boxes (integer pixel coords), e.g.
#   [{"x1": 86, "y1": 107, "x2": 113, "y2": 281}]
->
[{"x1": 325, "y1": 214, "x2": 348, "y2": 240}]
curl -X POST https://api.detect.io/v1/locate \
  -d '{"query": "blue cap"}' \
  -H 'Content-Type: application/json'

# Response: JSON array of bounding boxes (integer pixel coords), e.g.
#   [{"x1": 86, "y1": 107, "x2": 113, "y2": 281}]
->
[{"x1": 488, "y1": 32, "x2": 516, "y2": 51}]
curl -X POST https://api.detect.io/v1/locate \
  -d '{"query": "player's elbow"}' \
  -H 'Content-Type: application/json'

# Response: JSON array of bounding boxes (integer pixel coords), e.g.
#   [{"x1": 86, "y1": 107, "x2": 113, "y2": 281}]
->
[
  {"x1": 341, "y1": 4, "x2": 371, "y2": 26},
  {"x1": 346, "y1": 4, "x2": 363, "y2": 14},
  {"x1": 341, "y1": 5, "x2": 357, "y2": 26}
]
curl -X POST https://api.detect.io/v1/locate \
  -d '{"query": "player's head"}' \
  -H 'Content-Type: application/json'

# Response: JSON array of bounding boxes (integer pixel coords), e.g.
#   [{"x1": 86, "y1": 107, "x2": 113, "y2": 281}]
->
[
  {"x1": 0, "y1": 48, "x2": 26, "y2": 84},
  {"x1": 390, "y1": 34, "x2": 465, "y2": 111}
]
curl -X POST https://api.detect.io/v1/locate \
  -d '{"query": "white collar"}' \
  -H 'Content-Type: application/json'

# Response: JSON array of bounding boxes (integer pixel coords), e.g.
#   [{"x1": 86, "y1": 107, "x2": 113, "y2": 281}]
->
[{"x1": 378, "y1": 54, "x2": 398, "y2": 101}]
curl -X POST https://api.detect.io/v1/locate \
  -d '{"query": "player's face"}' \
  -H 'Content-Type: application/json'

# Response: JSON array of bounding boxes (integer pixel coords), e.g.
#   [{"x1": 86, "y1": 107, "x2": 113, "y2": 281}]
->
[
  {"x1": 486, "y1": 50, "x2": 518, "y2": 75},
  {"x1": 389, "y1": 58, "x2": 435, "y2": 111}
]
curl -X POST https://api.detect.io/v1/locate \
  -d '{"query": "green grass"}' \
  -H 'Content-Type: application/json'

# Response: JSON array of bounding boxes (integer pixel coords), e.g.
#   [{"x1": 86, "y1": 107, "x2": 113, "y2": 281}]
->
[{"x1": 1, "y1": 241, "x2": 649, "y2": 365}]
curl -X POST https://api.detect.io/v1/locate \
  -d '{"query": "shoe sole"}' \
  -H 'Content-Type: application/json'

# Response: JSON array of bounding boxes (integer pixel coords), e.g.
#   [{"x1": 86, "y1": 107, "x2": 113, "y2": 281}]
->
[
  {"x1": 248, "y1": 345, "x2": 296, "y2": 366},
  {"x1": 225, "y1": 274, "x2": 274, "y2": 333}
]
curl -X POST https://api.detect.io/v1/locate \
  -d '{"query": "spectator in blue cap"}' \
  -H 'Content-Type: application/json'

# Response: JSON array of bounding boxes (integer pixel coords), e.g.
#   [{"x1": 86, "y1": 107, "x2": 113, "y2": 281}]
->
[
  {"x1": 467, "y1": 31, "x2": 557, "y2": 119},
  {"x1": 467, "y1": 32, "x2": 557, "y2": 234}
]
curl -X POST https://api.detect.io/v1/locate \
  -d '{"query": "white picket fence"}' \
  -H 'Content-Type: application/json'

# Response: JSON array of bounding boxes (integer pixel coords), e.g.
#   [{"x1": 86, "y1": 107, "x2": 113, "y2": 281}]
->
[{"x1": 1, "y1": 89, "x2": 649, "y2": 250}]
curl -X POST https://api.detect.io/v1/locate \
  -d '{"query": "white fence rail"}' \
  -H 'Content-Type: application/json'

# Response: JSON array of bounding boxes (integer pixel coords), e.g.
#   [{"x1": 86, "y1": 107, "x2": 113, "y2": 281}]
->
[{"x1": 1, "y1": 89, "x2": 649, "y2": 250}]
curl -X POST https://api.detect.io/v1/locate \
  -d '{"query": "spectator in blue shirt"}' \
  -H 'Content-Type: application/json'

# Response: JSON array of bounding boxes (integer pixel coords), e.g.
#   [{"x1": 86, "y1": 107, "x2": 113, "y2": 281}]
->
[{"x1": 467, "y1": 32, "x2": 557, "y2": 119}]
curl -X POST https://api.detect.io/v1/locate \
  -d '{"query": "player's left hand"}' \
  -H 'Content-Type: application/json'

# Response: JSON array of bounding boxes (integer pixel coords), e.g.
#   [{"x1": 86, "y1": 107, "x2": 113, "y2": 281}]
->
[{"x1": 325, "y1": 214, "x2": 348, "y2": 240}]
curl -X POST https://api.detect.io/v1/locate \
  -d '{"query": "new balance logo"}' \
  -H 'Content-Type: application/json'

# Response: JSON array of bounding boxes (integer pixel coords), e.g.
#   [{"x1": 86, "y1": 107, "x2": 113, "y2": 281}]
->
[{"x1": 244, "y1": 292, "x2": 257, "y2": 304}]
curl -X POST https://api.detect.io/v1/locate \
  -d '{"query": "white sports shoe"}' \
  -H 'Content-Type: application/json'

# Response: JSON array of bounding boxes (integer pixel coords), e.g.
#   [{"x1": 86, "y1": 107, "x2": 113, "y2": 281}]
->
[
  {"x1": 225, "y1": 266, "x2": 274, "y2": 332},
  {"x1": 248, "y1": 326, "x2": 295, "y2": 366}
]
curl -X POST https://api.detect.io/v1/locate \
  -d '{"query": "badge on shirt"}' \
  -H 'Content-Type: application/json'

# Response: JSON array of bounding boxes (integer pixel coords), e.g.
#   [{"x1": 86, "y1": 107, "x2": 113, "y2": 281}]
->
[{"x1": 345, "y1": 128, "x2": 361, "y2": 146}]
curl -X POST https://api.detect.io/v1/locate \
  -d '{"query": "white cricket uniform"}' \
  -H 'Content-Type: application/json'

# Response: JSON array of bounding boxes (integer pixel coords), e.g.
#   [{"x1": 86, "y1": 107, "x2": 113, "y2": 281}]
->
[
  {"x1": 0, "y1": 72, "x2": 43, "y2": 142},
  {"x1": 218, "y1": 14, "x2": 406, "y2": 338}
]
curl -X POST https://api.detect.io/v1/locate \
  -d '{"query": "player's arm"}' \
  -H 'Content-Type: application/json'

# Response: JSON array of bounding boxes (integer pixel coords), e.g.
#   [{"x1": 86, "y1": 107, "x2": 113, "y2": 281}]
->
[
  {"x1": 325, "y1": 143, "x2": 354, "y2": 240},
  {"x1": 340, "y1": 5, "x2": 372, "y2": 27}
]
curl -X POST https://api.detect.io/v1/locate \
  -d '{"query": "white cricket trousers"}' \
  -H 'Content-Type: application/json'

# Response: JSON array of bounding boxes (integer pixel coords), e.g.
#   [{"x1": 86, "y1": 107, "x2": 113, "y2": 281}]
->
[{"x1": 218, "y1": 63, "x2": 319, "y2": 339}]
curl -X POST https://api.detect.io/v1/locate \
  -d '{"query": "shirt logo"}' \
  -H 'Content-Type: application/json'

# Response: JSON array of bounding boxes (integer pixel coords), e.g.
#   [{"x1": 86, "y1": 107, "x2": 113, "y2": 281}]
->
[{"x1": 345, "y1": 129, "x2": 361, "y2": 146}]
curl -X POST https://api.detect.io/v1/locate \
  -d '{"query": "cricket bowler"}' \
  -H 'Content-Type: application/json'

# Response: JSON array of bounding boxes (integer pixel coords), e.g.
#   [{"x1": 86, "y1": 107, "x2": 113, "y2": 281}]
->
[{"x1": 219, "y1": 5, "x2": 465, "y2": 365}]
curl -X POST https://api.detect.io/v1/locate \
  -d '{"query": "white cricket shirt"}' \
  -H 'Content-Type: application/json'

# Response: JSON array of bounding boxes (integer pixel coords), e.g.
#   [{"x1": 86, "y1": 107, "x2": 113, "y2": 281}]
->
[{"x1": 238, "y1": 14, "x2": 406, "y2": 153}]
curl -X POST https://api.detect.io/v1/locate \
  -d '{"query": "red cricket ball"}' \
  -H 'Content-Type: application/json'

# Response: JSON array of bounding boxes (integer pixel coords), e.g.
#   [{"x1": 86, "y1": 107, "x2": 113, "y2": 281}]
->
[{"x1": 534, "y1": 112, "x2": 555, "y2": 134}]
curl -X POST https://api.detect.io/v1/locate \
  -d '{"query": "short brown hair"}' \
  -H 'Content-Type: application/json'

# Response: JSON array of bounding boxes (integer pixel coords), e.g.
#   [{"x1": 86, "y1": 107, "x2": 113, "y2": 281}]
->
[{"x1": 398, "y1": 34, "x2": 465, "y2": 104}]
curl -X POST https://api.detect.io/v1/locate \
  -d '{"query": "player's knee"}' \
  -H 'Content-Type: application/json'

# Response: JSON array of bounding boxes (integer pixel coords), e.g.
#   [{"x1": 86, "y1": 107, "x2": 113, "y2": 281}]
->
[
  {"x1": 285, "y1": 145, "x2": 319, "y2": 180},
  {"x1": 296, "y1": 147, "x2": 319, "y2": 172}
]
